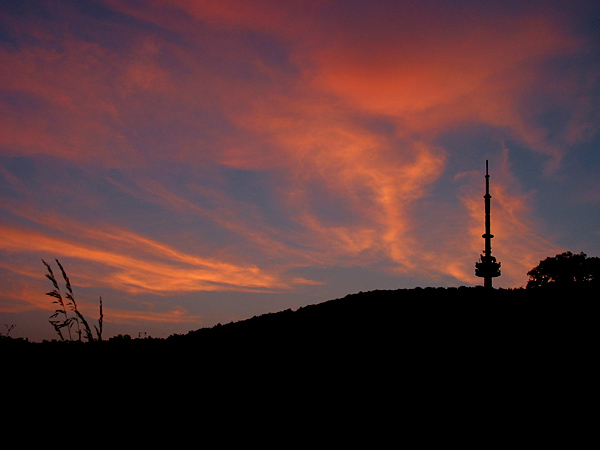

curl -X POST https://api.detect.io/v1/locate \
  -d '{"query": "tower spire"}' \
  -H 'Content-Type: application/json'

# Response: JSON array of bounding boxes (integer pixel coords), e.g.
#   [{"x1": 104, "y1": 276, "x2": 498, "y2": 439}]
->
[{"x1": 475, "y1": 160, "x2": 501, "y2": 288}]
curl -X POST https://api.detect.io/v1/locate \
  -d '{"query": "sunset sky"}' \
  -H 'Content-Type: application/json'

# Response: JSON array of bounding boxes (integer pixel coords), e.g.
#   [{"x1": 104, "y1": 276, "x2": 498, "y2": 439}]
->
[{"x1": 1, "y1": 0, "x2": 599, "y2": 341}]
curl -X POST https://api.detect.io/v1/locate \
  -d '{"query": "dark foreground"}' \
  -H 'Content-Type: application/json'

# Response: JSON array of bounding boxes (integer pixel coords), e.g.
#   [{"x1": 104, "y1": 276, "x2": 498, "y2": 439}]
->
[
  {"x1": 4, "y1": 286, "x2": 596, "y2": 442},
  {"x1": 4, "y1": 286, "x2": 596, "y2": 358}
]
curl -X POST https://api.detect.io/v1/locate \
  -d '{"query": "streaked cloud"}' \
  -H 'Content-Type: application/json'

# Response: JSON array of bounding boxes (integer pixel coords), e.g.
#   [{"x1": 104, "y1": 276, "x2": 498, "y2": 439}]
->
[{"x1": 1, "y1": 0, "x2": 599, "y2": 339}]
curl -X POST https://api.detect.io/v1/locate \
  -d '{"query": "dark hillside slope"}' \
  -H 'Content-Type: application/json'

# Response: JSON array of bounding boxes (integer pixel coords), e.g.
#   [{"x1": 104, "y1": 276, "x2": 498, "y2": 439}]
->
[
  {"x1": 163, "y1": 285, "x2": 596, "y2": 413},
  {"x1": 5, "y1": 286, "x2": 595, "y2": 414},
  {"x1": 5, "y1": 286, "x2": 594, "y2": 441},
  {"x1": 168, "y1": 286, "x2": 597, "y2": 361}
]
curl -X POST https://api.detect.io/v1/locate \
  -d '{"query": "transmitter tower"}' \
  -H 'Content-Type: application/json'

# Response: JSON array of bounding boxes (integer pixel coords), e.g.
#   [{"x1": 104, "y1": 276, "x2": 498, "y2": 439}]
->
[{"x1": 475, "y1": 160, "x2": 501, "y2": 288}]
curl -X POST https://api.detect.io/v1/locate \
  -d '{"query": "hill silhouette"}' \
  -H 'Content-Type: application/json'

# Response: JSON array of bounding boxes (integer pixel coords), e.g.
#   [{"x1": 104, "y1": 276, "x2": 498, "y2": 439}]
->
[
  {"x1": 4, "y1": 286, "x2": 596, "y2": 354},
  {"x1": 155, "y1": 286, "x2": 597, "y2": 367},
  {"x1": 5, "y1": 285, "x2": 595, "y2": 430}
]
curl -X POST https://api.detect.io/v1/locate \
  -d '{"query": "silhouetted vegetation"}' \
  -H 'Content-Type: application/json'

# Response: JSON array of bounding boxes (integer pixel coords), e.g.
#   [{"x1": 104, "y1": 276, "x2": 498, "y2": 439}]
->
[
  {"x1": 527, "y1": 251, "x2": 600, "y2": 288},
  {"x1": 3, "y1": 324, "x2": 16, "y2": 336},
  {"x1": 42, "y1": 259, "x2": 103, "y2": 342},
  {"x1": 5, "y1": 270, "x2": 594, "y2": 439},
  {"x1": 2, "y1": 282, "x2": 597, "y2": 383},
  {"x1": 2, "y1": 252, "x2": 597, "y2": 359},
  {"x1": 0, "y1": 335, "x2": 30, "y2": 345}
]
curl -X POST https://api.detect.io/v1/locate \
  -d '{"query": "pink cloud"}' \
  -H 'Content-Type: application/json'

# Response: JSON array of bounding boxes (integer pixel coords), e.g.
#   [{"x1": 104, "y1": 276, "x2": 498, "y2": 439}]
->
[
  {"x1": 1, "y1": 1, "x2": 597, "y2": 337},
  {"x1": 0, "y1": 216, "x2": 309, "y2": 296}
]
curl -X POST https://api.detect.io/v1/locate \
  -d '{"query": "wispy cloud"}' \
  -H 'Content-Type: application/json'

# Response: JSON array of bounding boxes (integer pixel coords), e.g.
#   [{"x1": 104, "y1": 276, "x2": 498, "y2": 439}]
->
[
  {"x1": 0, "y1": 217, "x2": 310, "y2": 295},
  {"x1": 1, "y1": 1, "x2": 599, "y2": 338}
]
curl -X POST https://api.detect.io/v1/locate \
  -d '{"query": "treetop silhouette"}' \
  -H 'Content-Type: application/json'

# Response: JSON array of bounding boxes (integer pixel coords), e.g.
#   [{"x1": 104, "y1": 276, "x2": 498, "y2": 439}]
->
[{"x1": 527, "y1": 251, "x2": 600, "y2": 289}]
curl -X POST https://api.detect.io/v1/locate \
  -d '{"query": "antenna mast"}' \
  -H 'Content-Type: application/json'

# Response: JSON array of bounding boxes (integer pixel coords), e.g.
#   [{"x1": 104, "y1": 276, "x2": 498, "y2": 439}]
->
[{"x1": 475, "y1": 160, "x2": 501, "y2": 288}]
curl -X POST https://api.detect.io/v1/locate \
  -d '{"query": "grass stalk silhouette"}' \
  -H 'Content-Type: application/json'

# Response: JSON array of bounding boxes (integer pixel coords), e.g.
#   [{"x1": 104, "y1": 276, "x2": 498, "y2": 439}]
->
[
  {"x1": 43, "y1": 259, "x2": 71, "y2": 341},
  {"x1": 95, "y1": 297, "x2": 103, "y2": 342},
  {"x1": 43, "y1": 259, "x2": 103, "y2": 342}
]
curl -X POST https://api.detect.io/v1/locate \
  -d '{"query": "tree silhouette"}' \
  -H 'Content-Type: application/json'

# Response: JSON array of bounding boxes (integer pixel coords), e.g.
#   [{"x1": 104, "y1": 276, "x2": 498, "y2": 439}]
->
[{"x1": 526, "y1": 252, "x2": 600, "y2": 288}]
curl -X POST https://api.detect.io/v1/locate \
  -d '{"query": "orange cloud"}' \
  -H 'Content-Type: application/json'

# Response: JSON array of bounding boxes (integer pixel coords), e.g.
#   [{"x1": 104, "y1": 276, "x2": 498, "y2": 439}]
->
[
  {"x1": 223, "y1": 92, "x2": 448, "y2": 270},
  {"x1": 1, "y1": 0, "x2": 595, "y2": 340},
  {"x1": 311, "y1": 14, "x2": 577, "y2": 111},
  {"x1": 0, "y1": 219, "x2": 308, "y2": 297},
  {"x1": 102, "y1": 305, "x2": 204, "y2": 325}
]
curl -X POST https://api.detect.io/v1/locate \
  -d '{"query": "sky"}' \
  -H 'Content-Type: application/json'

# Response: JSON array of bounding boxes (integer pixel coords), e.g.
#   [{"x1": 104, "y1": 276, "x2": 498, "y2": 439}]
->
[{"x1": 1, "y1": 0, "x2": 599, "y2": 341}]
